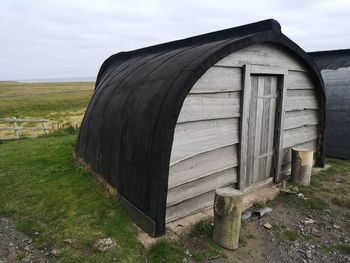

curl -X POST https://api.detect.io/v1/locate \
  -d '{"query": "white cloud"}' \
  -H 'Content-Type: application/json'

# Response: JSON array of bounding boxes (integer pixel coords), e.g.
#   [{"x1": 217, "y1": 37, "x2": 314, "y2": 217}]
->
[{"x1": 0, "y1": 0, "x2": 349, "y2": 80}]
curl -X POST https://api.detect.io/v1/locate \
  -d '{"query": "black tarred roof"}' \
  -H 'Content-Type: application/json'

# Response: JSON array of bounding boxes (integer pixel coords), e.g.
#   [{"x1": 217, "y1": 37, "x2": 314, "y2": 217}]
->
[{"x1": 310, "y1": 49, "x2": 350, "y2": 70}]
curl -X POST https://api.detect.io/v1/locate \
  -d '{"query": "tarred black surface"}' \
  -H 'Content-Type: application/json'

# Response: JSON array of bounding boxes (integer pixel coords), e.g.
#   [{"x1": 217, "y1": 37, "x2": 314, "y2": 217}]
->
[
  {"x1": 310, "y1": 49, "x2": 350, "y2": 70},
  {"x1": 76, "y1": 19, "x2": 326, "y2": 236},
  {"x1": 310, "y1": 50, "x2": 350, "y2": 159}
]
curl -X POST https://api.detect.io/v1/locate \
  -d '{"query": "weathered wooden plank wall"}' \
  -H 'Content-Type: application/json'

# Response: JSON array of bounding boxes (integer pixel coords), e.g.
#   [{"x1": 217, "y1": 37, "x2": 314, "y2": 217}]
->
[{"x1": 166, "y1": 43, "x2": 320, "y2": 222}]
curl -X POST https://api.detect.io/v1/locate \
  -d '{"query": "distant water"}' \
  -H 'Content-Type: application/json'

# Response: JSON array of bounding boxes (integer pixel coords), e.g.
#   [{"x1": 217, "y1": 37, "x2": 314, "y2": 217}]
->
[{"x1": 16, "y1": 76, "x2": 96, "y2": 83}]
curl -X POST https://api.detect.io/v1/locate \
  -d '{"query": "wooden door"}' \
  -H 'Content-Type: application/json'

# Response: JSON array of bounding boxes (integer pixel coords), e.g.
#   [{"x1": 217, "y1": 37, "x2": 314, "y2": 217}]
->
[{"x1": 245, "y1": 75, "x2": 278, "y2": 187}]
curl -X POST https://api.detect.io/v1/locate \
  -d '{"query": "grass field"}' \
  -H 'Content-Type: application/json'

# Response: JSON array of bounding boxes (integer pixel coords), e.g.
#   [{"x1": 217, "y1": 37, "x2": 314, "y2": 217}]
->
[
  {"x1": 0, "y1": 81, "x2": 94, "y2": 138},
  {"x1": 0, "y1": 131, "x2": 193, "y2": 262},
  {"x1": 0, "y1": 81, "x2": 94, "y2": 118}
]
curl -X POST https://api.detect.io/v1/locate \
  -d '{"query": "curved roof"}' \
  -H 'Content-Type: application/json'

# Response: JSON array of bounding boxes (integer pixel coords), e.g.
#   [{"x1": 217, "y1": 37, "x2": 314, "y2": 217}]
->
[
  {"x1": 310, "y1": 49, "x2": 350, "y2": 70},
  {"x1": 310, "y1": 49, "x2": 350, "y2": 160},
  {"x1": 76, "y1": 19, "x2": 325, "y2": 236}
]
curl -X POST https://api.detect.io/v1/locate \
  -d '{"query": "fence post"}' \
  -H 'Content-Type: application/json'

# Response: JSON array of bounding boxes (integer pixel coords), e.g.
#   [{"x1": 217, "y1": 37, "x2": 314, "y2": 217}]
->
[
  {"x1": 12, "y1": 117, "x2": 20, "y2": 138},
  {"x1": 41, "y1": 121, "x2": 48, "y2": 134}
]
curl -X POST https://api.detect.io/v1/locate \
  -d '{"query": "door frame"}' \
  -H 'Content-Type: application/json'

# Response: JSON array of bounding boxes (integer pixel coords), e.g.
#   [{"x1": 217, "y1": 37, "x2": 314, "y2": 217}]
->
[{"x1": 238, "y1": 65, "x2": 288, "y2": 191}]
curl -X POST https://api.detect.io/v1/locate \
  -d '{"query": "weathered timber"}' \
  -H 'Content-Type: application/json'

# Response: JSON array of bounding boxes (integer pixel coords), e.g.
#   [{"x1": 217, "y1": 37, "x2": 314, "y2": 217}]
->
[
  {"x1": 212, "y1": 187, "x2": 243, "y2": 250},
  {"x1": 291, "y1": 148, "x2": 314, "y2": 186}
]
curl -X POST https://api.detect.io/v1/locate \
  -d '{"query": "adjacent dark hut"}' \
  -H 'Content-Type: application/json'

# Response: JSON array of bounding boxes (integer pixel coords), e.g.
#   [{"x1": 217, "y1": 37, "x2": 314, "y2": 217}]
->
[
  {"x1": 310, "y1": 49, "x2": 350, "y2": 159},
  {"x1": 76, "y1": 19, "x2": 325, "y2": 237}
]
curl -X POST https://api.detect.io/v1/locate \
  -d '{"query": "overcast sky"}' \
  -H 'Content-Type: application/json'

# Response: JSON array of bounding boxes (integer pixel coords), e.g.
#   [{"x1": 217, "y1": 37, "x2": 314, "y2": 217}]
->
[{"x1": 1, "y1": 0, "x2": 350, "y2": 81}]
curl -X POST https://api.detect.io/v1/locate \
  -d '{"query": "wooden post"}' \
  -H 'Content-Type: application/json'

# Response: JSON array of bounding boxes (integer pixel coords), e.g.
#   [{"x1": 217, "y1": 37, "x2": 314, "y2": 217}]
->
[
  {"x1": 212, "y1": 187, "x2": 243, "y2": 250},
  {"x1": 291, "y1": 148, "x2": 314, "y2": 186},
  {"x1": 42, "y1": 121, "x2": 48, "y2": 134},
  {"x1": 12, "y1": 117, "x2": 19, "y2": 138}
]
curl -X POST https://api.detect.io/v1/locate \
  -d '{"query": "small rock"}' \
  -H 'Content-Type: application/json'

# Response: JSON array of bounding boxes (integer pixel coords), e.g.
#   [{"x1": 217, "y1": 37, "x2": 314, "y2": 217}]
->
[
  {"x1": 51, "y1": 248, "x2": 62, "y2": 256},
  {"x1": 291, "y1": 186, "x2": 299, "y2": 192},
  {"x1": 24, "y1": 245, "x2": 31, "y2": 251},
  {"x1": 94, "y1": 238, "x2": 117, "y2": 252},
  {"x1": 64, "y1": 238, "x2": 73, "y2": 244},
  {"x1": 333, "y1": 224, "x2": 340, "y2": 229},
  {"x1": 264, "y1": 223, "x2": 273, "y2": 229},
  {"x1": 185, "y1": 250, "x2": 190, "y2": 255},
  {"x1": 34, "y1": 232, "x2": 39, "y2": 236},
  {"x1": 306, "y1": 250, "x2": 312, "y2": 259},
  {"x1": 294, "y1": 241, "x2": 300, "y2": 248},
  {"x1": 27, "y1": 239, "x2": 32, "y2": 244},
  {"x1": 303, "y1": 219, "x2": 315, "y2": 224}
]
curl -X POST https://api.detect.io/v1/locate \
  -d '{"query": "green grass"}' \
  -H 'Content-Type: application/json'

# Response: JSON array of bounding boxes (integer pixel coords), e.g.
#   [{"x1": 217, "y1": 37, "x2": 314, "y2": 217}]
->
[
  {"x1": 295, "y1": 158, "x2": 350, "y2": 194},
  {"x1": 0, "y1": 81, "x2": 94, "y2": 119},
  {"x1": 269, "y1": 160, "x2": 350, "y2": 214},
  {"x1": 145, "y1": 241, "x2": 186, "y2": 263},
  {"x1": 253, "y1": 202, "x2": 265, "y2": 210},
  {"x1": 272, "y1": 192, "x2": 329, "y2": 214},
  {"x1": 193, "y1": 221, "x2": 214, "y2": 237},
  {"x1": 189, "y1": 222, "x2": 222, "y2": 262},
  {"x1": 302, "y1": 234, "x2": 314, "y2": 241},
  {"x1": 0, "y1": 132, "x2": 207, "y2": 262},
  {"x1": 334, "y1": 244, "x2": 350, "y2": 254},
  {"x1": 332, "y1": 196, "x2": 350, "y2": 208},
  {"x1": 15, "y1": 220, "x2": 43, "y2": 237},
  {"x1": 284, "y1": 229, "x2": 300, "y2": 241},
  {"x1": 0, "y1": 133, "x2": 143, "y2": 262}
]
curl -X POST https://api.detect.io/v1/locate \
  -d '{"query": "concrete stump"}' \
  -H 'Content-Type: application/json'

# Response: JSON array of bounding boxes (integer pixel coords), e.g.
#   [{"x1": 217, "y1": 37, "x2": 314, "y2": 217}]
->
[
  {"x1": 291, "y1": 148, "x2": 314, "y2": 186},
  {"x1": 212, "y1": 187, "x2": 243, "y2": 250}
]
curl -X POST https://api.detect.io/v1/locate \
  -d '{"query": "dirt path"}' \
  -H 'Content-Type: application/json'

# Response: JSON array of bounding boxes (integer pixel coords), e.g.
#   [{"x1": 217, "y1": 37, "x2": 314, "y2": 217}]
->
[
  {"x1": 225, "y1": 205, "x2": 350, "y2": 263},
  {"x1": 182, "y1": 164, "x2": 350, "y2": 263},
  {"x1": 0, "y1": 217, "x2": 47, "y2": 263}
]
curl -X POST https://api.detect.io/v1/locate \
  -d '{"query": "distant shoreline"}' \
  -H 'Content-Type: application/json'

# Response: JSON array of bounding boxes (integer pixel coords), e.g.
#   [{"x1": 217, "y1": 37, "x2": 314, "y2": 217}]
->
[{"x1": 1, "y1": 77, "x2": 96, "y2": 83}]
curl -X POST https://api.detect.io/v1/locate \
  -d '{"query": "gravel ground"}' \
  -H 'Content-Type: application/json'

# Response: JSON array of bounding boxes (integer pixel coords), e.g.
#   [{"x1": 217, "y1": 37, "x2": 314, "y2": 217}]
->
[{"x1": 0, "y1": 217, "x2": 48, "y2": 263}]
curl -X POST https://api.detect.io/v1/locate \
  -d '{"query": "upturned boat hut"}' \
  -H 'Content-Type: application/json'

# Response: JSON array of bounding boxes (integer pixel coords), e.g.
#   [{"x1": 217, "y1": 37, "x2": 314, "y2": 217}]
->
[{"x1": 76, "y1": 19, "x2": 325, "y2": 237}]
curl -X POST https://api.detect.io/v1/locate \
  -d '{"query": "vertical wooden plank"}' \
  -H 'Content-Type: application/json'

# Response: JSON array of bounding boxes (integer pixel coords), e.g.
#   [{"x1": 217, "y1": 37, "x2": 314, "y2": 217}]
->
[
  {"x1": 253, "y1": 76, "x2": 264, "y2": 183},
  {"x1": 238, "y1": 65, "x2": 251, "y2": 190},
  {"x1": 265, "y1": 77, "x2": 278, "y2": 178},
  {"x1": 246, "y1": 76, "x2": 259, "y2": 186},
  {"x1": 259, "y1": 76, "x2": 271, "y2": 180},
  {"x1": 274, "y1": 72, "x2": 288, "y2": 182}
]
